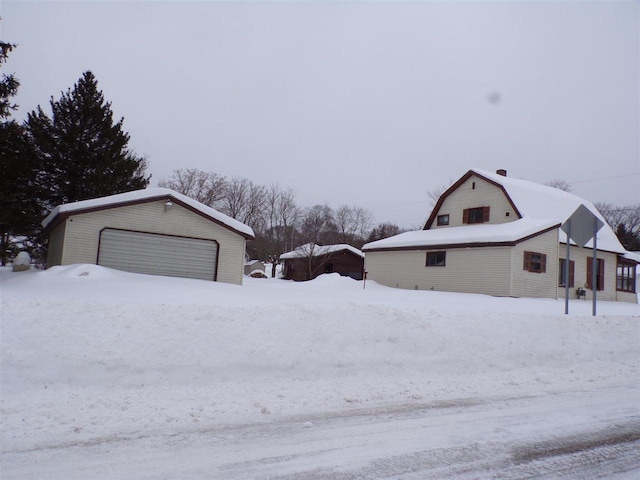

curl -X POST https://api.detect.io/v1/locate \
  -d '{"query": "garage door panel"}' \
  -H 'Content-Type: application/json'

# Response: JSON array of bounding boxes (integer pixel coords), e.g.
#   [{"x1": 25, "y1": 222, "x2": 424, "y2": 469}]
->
[{"x1": 98, "y1": 229, "x2": 218, "y2": 281}]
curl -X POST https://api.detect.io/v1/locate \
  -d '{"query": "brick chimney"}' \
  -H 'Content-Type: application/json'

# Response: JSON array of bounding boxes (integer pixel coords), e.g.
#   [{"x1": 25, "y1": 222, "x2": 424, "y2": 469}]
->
[{"x1": 496, "y1": 169, "x2": 507, "y2": 177}]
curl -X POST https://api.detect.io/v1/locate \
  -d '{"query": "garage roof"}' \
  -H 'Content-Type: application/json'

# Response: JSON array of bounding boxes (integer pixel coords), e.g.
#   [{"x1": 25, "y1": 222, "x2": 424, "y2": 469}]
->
[{"x1": 41, "y1": 188, "x2": 255, "y2": 239}]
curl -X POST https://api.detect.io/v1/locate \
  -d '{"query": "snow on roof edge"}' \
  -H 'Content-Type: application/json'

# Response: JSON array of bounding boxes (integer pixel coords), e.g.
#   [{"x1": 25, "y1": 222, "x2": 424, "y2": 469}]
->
[
  {"x1": 41, "y1": 188, "x2": 255, "y2": 238},
  {"x1": 363, "y1": 219, "x2": 561, "y2": 251},
  {"x1": 280, "y1": 243, "x2": 364, "y2": 259}
]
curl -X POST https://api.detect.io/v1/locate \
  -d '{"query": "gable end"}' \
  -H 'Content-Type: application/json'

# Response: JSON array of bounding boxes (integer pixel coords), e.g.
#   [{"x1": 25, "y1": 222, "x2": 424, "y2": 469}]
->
[
  {"x1": 424, "y1": 170, "x2": 522, "y2": 229},
  {"x1": 43, "y1": 195, "x2": 255, "y2": 240}
]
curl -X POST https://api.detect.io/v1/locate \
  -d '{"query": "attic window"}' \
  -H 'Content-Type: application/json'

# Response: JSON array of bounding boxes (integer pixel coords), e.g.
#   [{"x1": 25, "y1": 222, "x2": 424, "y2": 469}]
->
[
  {"x1": 505, "y1": 212, "x2": 510, "y2": 217},
  {"x1": 472, "y1": 182, "x2": 476, "y2": 190},
  {"x1": 463, "y1": 206, "x2": 490, "y2": 224},
  {"x1": 437, "y1": 214, "x2": 450, "y2": 226}
]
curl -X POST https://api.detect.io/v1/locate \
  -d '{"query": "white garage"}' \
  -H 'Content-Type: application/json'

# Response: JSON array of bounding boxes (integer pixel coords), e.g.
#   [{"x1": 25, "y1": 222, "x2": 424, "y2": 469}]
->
[{"x1": 42, "y1": 188, "x2": 254, "y2": 285}]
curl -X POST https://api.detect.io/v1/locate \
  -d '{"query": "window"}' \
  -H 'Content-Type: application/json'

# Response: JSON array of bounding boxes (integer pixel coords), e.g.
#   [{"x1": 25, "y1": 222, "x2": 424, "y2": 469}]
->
[
  {"x1": 586, "y1": 257, "x2": 604, "y2": 291},
  {"x1": 437, "y1": 214, "x2": 449, "y2": 226},
  {"x1": 463, "y1": 206, "x2": 490, "y2": 224},
  {"x1": 558, "y1": 259, "x2": 575, "y2": 287},
  {"x1": 426, "y1": 251, "x2": 446, "y2": 267},
  {"x1": 523, "y1": 251, "x2": 546, "y2": 273},
  {"x1": 616, "y1": 260, "x2": 636, "y2": 293}
]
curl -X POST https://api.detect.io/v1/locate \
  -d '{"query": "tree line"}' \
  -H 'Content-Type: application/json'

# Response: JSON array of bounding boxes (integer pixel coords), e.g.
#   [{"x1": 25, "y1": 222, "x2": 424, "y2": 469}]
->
[{"x1": 158, "y1": 168, "x2": 403, "y2": 260}]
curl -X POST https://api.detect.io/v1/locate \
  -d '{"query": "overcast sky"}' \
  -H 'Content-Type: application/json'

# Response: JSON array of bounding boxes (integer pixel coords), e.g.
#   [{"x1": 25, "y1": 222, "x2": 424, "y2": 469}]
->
[{"x1": 2, "y1": 0, "x2": 638, "y2": 228}]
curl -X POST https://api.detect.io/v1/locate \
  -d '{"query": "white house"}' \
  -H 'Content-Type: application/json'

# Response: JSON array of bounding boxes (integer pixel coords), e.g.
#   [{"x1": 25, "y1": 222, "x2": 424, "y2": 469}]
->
[
  {"x1": 362, "y1": 169, "x2": 637, "y2": 303},
  {"x1": 42, "y1": 188, "x2": 255, "y2": 285}
]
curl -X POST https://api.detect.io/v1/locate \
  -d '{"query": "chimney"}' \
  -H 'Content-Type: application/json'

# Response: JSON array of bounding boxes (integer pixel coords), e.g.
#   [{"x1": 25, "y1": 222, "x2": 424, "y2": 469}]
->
[{"x1": 496, "y1": 169, "x2": 507, "y2": 177}]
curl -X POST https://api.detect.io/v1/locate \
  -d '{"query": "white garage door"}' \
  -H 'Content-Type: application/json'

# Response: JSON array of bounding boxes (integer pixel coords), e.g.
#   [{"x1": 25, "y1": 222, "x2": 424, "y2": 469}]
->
[{"x1": 98, "y1": 228, "x2": 218, "y2": 280}]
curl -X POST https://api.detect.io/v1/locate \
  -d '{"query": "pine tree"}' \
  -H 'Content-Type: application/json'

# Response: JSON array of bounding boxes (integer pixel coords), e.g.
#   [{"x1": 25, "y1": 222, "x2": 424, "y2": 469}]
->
[
  {"x1": 0, "y1": 40, "x2": 43, "y2": 265},
  {"x1": 26, "y1": 71, "x2": 150, "y2": 210}
]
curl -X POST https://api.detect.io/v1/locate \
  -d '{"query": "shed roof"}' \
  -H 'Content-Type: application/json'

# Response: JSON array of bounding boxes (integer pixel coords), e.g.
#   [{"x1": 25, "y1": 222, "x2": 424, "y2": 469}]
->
[
  {"x1": 41, "y1": 188, "x2": 255, "y2": 239},
  {"x1": 280, "y1": 243, "x2": 364, "y2": 259}
]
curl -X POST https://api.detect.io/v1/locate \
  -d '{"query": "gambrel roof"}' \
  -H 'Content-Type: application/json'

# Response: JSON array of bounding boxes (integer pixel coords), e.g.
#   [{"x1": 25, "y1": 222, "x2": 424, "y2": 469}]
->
[{"x1": 365, "y1": 168, "x2": 627, "y2": 254}]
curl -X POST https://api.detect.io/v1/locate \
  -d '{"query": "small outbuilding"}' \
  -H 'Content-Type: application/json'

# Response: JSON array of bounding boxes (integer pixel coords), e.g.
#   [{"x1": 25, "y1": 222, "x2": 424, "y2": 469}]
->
[
  {"x1": 41, "y1": 188, "x2": 255, "y2": 285},
  {"x1": 244, "y1": 260, "x2": 266, "y2": 276},
  {"x1": 280, "y1": 243, "x2": 364, "y2": 282}
]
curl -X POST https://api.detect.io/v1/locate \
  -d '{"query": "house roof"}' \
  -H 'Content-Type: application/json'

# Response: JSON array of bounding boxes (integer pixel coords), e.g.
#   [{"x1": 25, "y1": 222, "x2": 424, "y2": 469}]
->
[
  {"x1": 363, "y1": 218, "x2": 560, "y2": 251},
  {"x1": 366, "y1": 168, "x2": 627, "y2": 254},
  {"x1": 280, "y1": 243, "x2": 364, "y2": 260},
  {"x1": 422, "y1": 168, "x2": 625, "y2": 253},
  {"x1": 41, "y1": 188, "x2": 255, "y2": 239}
]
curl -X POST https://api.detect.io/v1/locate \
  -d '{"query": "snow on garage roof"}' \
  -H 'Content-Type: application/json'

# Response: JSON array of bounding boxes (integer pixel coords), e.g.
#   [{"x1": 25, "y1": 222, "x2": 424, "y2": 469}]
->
[{"x1": 41, "y1": 188, "x2": 255, "y2": 239}]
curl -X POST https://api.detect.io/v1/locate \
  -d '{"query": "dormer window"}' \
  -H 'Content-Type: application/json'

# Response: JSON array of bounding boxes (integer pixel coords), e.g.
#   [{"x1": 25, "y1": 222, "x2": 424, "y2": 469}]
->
[{"x1": 463, "y1": 206, "x2": 490, "y2": 224}]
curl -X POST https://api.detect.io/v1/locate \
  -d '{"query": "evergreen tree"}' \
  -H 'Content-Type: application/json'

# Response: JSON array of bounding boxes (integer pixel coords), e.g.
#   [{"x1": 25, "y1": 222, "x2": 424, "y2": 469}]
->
[
  {"x1": 0, "y1": 40, "x2": 43, "y2": 265},
  {"x1": 26, "y1": 71, "x2": 150, "y2": 210}
]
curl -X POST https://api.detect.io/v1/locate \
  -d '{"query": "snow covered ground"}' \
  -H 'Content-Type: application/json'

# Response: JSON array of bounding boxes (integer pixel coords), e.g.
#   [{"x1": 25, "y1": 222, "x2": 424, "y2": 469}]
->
[{"x1": 1, "y1": 265, "x2": 638, "y2": 479}]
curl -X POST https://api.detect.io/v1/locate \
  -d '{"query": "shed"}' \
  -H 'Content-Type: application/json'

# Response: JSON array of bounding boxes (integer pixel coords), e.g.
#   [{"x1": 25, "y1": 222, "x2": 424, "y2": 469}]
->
[
  {"x1": 244, "y1": 260, "x2": 266, "y2": 276},
  {"x1": 280, "y1": 243, "x2": 364, "y2": 281},
  {"x1": 41, "y1": 188, "x2": 255, "y2": 285}
]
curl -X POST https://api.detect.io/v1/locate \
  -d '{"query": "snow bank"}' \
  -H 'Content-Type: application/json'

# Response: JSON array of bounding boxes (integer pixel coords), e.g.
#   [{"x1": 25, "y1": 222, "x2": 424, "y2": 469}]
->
[{"x1": 1, "y1": 266, "x2": 638, "y2": 451}]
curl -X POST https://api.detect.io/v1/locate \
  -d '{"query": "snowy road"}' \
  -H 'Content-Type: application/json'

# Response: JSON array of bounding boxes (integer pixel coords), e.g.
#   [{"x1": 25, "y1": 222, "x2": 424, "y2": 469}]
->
[{"x1": 4, "y1": 385, "x2": 639, "y2": 479}]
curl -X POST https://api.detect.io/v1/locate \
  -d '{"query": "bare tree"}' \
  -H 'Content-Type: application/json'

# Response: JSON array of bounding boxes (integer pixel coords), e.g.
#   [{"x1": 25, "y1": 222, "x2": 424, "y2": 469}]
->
[
  {"x1": 220, "y1": 177, "x2": 266, "y2": 230},
  {"x1": 264, "y1": 184, "x2": 300, "y2": 254},
  {"x1": 367, "y1": 222, "x2": 403, "y2": 242},
  {"x1": 544, "y1": 179, "x2": 573, "y2": 192},
  {"x1": 335, "y1": 205, "x2": 374, "y2": 247},
  {"x1": 595, "y1": 202, "x2": 640, "y2": 250},
  {"x1": 158, "y1": 168, "x2": 226, "y2": 207},
  {"x1": 299, "y1": 204, "x2": 336, "y2": 246},
  {"x1": 595, "y1": 202, "x2": 627, "y2": 230}
]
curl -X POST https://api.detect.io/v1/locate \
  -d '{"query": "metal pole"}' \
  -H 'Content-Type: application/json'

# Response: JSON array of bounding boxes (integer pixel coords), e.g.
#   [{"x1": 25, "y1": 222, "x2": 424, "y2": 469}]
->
[
  {"x1": 564, "y1": 220, "x2": 571, "y2": 315},
  {"x1": 592, "y1": 217, "x2": 598, "y2": 316}
]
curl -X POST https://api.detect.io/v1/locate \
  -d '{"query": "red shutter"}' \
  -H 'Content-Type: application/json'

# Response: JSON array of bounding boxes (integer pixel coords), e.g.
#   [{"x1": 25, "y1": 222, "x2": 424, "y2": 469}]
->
[
  {"x1": 569, "y1": 260, "x2": 575, "y2": 288},
  {"x1": 523, "y1": 251, "x2": 530, "y2": 271},
  {"x1": 483, "y1": 206, "x2": 491, "y2": 223},
  {"x1": 540, "y1": 254, "x2": 547, "y2": 273},
  {"x1": 463, "y1": 209, "x2": 469, "y2": 224},
  {"x1": 598, "y1": 259, "x2": 605, "y2": 291},
  {"x1": 587, "y1": 258, "x2": 605, "y2": 290}
]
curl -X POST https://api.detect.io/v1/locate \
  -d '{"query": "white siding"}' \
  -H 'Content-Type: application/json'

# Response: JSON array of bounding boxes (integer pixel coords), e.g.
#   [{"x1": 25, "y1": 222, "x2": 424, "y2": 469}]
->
[
  {"x1": 432, "y1": 176, "x2": 517, "y2": 229},
  {"x1": 365, "y1": 246, "x2": 512, "y2": 296},
  {"x1": 58, "y1": 199, "x2": 246, "y2": 284},
  {"x1": 46, "y1": 221, "x2": 66, "y2": 268},
  {"x1": 510, "y1": 228, "x2": 559, "y2": 299},
  {"x1": 557, "y1": 245, "x2": 627, "y2": 303}
]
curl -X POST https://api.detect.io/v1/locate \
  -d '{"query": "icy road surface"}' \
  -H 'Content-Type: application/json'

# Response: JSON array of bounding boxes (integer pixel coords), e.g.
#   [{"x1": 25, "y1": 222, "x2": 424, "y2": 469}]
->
[{"x1": 3, "y1": 386, "x2": 638, "y2": 479}]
